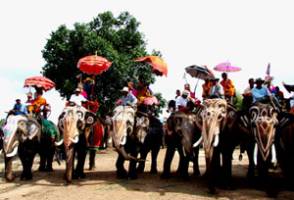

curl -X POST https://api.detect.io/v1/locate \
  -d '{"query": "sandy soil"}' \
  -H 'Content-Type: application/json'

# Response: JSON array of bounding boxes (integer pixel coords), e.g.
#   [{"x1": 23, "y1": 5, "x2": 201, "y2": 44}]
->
[{"x1": 0, "y1": 148, "x2": 293, "y2": 200}]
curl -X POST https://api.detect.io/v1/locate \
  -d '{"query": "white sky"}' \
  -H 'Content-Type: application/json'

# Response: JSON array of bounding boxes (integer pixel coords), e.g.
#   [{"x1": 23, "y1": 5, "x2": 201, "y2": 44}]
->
[{"x1": 1, "y1": 0, "x2": 294, "y2": 122}]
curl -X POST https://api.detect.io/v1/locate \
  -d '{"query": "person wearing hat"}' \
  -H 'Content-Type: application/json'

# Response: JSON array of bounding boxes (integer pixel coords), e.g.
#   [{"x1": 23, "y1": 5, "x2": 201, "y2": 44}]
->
[
  {"x1": 69, "y1": 88, "x2": 87, "y2": 106},
  {"x1": 251, "y1": 78, "x2": 271, "y2": 103},
  {"x1": 209, "y1": 78, "x2": 224, "y2": 99},
  {"x1": 202, "y1": 79, "x2": 212, "y2": 100},
  {"x1": 12, "y1": 99, "x2": 27, "y2": 115},
  {"x1": 116, "y1": 86, "x2": 137, "y2": 106}
]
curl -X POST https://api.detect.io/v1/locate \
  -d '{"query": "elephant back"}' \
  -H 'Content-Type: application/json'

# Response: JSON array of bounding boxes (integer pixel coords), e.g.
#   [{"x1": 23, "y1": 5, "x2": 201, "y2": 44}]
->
[{"x1": 41, "y1": 119, "x2": 60, "y2": 140}]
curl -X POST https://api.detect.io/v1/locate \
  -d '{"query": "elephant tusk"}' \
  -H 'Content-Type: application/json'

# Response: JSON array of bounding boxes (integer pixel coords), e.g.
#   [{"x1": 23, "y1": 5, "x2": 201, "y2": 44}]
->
[
  {"x1": 213, "y1": 134, "x2": 219, "y2": 147},
  {"x1": 120, "y1": 135, "x2": 127, "y2": 145},
  {"x1": 55, "y1": 139, "x2": 64, "y2": 146},
  {"x1": 254, "y1": 143, "x2": 258, "y2": 166},
  {"x1": 271, "y1": 144, "x2": 277, "y2": 165},
  {"x1": 0, "y1": 149, "x2": 2, "y2": 154},
  {"x1": 6, "y1": 146, "x2": 18, "y2": 158},
  {"x1": 193, "y1": 136, "x2": 203, "y2": 148},
  {"x1": 70, "y1": 136, "x2": 79, "y2": 143},
  {"x1": 182, "y1": 146, "x2": 187, "y2": 157}
]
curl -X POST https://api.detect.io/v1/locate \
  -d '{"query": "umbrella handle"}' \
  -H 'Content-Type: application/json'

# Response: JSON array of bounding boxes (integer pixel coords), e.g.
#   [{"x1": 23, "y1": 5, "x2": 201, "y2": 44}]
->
[{"x1": 194, "y1": 79, "x2": 200, "y2": 93}]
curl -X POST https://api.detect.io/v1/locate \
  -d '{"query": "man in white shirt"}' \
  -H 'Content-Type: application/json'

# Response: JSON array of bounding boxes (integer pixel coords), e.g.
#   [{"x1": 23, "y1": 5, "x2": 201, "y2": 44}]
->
[
  {"x1": 176, "y1": 90, "x2": 189, "y2": 111},
  {"x1": 70, "y1": 88, "x2": 87, "y2": 106}
]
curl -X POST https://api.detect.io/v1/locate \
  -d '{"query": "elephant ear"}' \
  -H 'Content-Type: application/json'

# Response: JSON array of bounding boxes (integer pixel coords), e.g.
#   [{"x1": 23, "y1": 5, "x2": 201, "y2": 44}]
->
[
  {"x1": 26, "y1": 118, "x2": 41, "y2": 141},
  {"x1": 194, "y1": 105, "x2": 203, "y2": 130},
  {"x1": 224, "y1": 105, "x2": 237, "y2": 130},
  {"x1": 85, "y1": 112, "x2": 96, "y2": 126}
]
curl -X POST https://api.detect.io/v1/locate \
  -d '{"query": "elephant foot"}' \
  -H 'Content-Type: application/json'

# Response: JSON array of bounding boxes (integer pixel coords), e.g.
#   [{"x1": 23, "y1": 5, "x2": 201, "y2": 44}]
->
[
  {"x1": 45, "y1": 166, "x2": 54, "y2": 172},
  {"x1": 38, "y1": 166, "x2": 47, "y2": 172},
  {"x1": 64, "y1": 174, "x2": 72, "y2": 184},
  {"x1": 5, "y1": 174, "x2": 15, "y2": 182},
  {"x1": 116, "y1": 169, "x2": 128, "y2": 179},
  {"x1": 21, "y1": 173, "x2": 32, "y2": 181},
  {"x1": 208, "y1": 186, "x2": 217, "y2": 195},
  {"x1": 73, "y1": 172, "x2": 86, "y2": 179},
  {"x1": 150, "y1": 168, "x2": 158, "y2": 174},
  {"x1": 128, "y1": 173, "x2": 138, "y2": 180},
  {"x1": 89, "y1": 165, "x2": 96, "y2": 171},
  {"x1": 137, "y1": 165, "x2": 144, "y2": 174},
  {"x1": 192, "y1": 170, "x2": 201, "y2": 177},
  {"x1": 160, "y1": 172, "x2": 171, "y2": 179}
]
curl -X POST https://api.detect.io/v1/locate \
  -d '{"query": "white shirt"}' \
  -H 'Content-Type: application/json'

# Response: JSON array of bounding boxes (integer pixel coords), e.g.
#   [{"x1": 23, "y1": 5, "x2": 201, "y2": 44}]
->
[
  {"x1": 70, "y1": 94, "x2": 87, "y2": 106},
  {"x1": 176, "y1": 96, "x2": 188, "y2": 109}
]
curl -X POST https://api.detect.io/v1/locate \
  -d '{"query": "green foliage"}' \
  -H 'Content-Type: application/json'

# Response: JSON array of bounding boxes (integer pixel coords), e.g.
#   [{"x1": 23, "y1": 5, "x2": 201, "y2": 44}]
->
[
  {"x1": 41, "y1": 11, "x2": 165, "y2": 115},
  {"x1": 233, "y1": 91, "x2": 243, "y2": 111}
]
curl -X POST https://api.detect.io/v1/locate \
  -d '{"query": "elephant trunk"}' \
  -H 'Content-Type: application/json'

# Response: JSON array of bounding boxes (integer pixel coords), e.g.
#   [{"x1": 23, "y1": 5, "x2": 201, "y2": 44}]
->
[
  {"x1": 117, "y1": 146, "x2": 137, "y2": 160},
  {"x1": 65, "y1": 146, "x2": 74, "y2": 183},
  {"x1": 5, "y1": 156, "x2": 14, "y2": 182}
]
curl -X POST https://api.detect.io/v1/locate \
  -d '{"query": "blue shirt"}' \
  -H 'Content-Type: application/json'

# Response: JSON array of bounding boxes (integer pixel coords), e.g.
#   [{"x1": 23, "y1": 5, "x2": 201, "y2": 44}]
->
[
  {"x1": 251, "y1": 86, "x2": 271, "y2": 103},
  {"x1": 120, "y1": 92, "x2": 137, "y2": 106},
  {"x1": 13, "y1": 103, "x2": 28, "y2": 115}
]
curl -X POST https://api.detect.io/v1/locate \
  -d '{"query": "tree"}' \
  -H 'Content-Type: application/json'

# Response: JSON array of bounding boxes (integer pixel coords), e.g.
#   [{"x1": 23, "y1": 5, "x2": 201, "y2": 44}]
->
[{"x1": 42, "y1": 11, "x2": 166, "y2": 115}]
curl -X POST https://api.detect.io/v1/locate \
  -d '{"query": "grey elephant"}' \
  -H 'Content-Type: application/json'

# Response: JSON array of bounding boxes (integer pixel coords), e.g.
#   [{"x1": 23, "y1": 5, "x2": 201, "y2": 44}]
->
[
  {"x1": 2, "y1": 114, "x2": 62, "y2": 181},
  {"x1": 57, "y1": 105, "x2": 96, "y2": 183}
]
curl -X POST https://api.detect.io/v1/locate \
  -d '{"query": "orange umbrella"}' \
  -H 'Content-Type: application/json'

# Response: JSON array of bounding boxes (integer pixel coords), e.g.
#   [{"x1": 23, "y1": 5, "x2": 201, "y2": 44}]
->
[
  {"x1": 77, "y1": 55, "x2": 112, "y2": 75},
  {"x1": 135, "y1": 56, "x2": 168, "y2": 76},
  {"x1": 24, "y1": 76, "x2": 55, "y2": 91}
]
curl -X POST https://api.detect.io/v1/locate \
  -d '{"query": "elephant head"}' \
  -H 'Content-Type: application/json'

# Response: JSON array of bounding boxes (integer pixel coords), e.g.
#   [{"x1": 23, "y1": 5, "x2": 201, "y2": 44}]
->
[
  {"x1": 111, "y1": 105, "x2": 137, "y2": 160},
  {"x1": 249, "y1": 103, "x2": 279, "y2": 165},
  {"x1": 2, "y1": 115, "x2": 40, "y2": 157},
  {"x1": 172, "y1": 112, "x2": 198, "y2": 156},
  {"x1": 199, "y1": 99, "x2": 228, "y2": 164}
]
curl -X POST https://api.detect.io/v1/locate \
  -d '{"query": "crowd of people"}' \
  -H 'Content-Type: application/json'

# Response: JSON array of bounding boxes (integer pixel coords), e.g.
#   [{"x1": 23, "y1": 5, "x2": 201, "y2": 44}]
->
[{"x1": 170, "y1": 72, "x2": 292, "y2": 114}]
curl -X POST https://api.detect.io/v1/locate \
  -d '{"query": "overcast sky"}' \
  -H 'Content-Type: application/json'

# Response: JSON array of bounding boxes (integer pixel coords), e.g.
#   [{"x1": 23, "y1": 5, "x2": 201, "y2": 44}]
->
[{"x1": 1, "y1": 0, "x2": 294, "y2": 122}]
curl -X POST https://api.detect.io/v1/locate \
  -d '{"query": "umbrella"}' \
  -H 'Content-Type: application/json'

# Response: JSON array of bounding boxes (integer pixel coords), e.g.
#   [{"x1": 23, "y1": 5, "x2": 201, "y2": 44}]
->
[
  {"x1": 24, "y1": 76, "x2": 55, "y2": 91},
  {"x1": 77, "y1": 55, "x2": 112, "y2": 75},
  {"x1": 143, "y1": 96, "x2": 159, "y2": 105},
  {"x1": 185, "y1": 65, "x2": 214, "y2": 80},
  {"x1": 214, "y1": 62, "x2": 241, "y2": 72},
  {"x1": 135, "y1": 56, "x2": 168, "y2": 76},
  {"x1": 283, "y1": 82, "x2": 294, "y2": 93}
]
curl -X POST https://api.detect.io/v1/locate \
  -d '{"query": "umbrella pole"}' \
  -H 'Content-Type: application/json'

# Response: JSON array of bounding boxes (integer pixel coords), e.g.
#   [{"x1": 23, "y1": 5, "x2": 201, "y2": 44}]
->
[{"x1": 194, "y1": 78, "x2": 200, "y2": 93}]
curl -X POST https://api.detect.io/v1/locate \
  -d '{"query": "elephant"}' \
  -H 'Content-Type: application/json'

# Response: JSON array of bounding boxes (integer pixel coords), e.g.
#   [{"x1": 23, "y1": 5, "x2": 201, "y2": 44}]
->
[
  {"x1": 137, "y1": 113, "x2": 164, "y2": 174},
  {"x1": 57, "y1": 105, "x2": 96, "y2": 183},
  {"x1": 161, "y1": 109, "x2": 201, "y2": 180},
  {"x1": 194, "y1": 98, "x2": 253, "y2": 193},
  {"x1": 275, "y1": 112, "x2": 294, "y2": 189},
  {"x1": 2, "y1": 114, "x2": 61, "y2": 181},
  {"x1": 111, "y1": 105, "x2": 150, "y2": 179},
  {"x1": 2, "y1": 114, "x2": 41, "y2": 181}
]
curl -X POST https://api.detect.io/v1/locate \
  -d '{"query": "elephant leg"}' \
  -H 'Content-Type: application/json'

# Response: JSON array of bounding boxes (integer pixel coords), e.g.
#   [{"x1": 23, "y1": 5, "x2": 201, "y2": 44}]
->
[
  {"x1": 150, "y1": 145, "x2": 160, "y2": 174},
  {"x1": 222, "y1": 151, "x2": 234, "y2": 189},
  {"x1": 137, "y1": 147, "x2": 148, "y2": 174},
  {"x1": 192, "y1": 147, "x2": 201, "y2": 177},
  {"x1": 45, "y1": 146, "x2": 55, "y2": 172},
  {"x1": 128, "y1": 145, "x2": 138, "y2": 179},
  {"x1": 4, "y1": 156, "x2": 14, "y2": 182},
  {"x1": 177, "y1": 147, "x2": 189, "y2": 180},
  {"x1": 161, "y1": 145, "x2": 176, "y2": 179},
  {"x1": 74, "y1": 145, "x2": 87, "y2": 179},
  {"x1": 65, "y1": 146, "x2": 75, "y2": 183},
  {"x1": 38, "y1": 150, "x2": 46, "y2": 172},
  {"x1": 246, "y1": 143, "x2": 255, "y2": 181},
  {"x1": 89, "y1": 149, "x2": 96, "y2": 170},
  {"x1": 207, "y1": 148, "x2": 220, "y2": 194},
  {"x1": 116, "y1": 153, "x2": 127, "y2": 179}
]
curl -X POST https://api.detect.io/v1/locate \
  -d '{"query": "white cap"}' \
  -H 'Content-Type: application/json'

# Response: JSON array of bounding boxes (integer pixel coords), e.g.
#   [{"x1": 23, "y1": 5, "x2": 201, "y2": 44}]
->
[
  {"x1": 182, "y1": 90, "x2": 189, "y2": 95},
  {"x1": 121, "y1": 87, "x2": 129, "y2": 92},
  {"x1": 75, "y1": 88, "x2": 81, "y2": 92}
]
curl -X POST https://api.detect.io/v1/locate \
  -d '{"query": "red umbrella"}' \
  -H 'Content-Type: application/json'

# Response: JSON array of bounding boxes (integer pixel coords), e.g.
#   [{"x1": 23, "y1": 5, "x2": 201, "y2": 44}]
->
[
  {"x1": 24, "y1": 76, "x2": 55, "y2": 91},
  {"x1": 214, "y1": 62, "x2": 241, "y2": 72},
  {"x1": 77, "y1": 55, "x2": 112, "y2": 75},
  {"x1": 135, "y1": 56, "x2": 168, "y2": 76}
]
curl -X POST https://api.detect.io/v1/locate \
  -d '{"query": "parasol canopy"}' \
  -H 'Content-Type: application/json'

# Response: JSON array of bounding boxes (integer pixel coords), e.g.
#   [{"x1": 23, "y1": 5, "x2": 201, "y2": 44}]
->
[
  {"x1": 77, "y1": 55, "x2": 112, "y2": 75},
  {"x1": 135, "y1": 56, "x2": 168, "y2": 76},
  {"x1": 24, "y1": 76, "x2": 55, "y2": 91},
  {"x1": 143, "y1": 96, "x2": 159, "y2": 105},
  {"x1": 185, "y1": 65, "x2": 214, "y2": 80},
  {"x1": 283, "y1": 82, "x2": 294, "y2": 93},
  {"x1": 214, "y1": 62, "x2": 241, "y2": 72}
]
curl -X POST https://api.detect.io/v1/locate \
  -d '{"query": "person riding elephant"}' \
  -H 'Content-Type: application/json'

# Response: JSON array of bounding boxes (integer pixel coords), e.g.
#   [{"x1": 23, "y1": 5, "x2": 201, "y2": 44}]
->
[
  {"x1": 57, "y1": 105, "x2": 96, "y2": 183},
  {"x1": 2, "y1": 114, "x2": 61, "y2": 181}
]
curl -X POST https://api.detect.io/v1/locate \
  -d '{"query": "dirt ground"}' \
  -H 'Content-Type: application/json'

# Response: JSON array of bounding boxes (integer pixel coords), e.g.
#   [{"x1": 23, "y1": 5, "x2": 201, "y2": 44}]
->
[{"x1": 0, "y1": 148, "x2": 293, "y2": 200}]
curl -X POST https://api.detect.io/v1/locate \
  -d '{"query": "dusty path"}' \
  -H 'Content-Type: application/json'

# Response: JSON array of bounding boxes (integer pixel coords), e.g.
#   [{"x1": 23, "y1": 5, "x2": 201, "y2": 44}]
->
[{"x1": 0, "y1": 148, "x2": 293, "y2": 200}]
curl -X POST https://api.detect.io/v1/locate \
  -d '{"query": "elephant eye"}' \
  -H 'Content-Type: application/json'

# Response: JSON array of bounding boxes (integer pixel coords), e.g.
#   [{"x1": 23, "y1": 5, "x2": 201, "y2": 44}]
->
[{"x1": 86, "y1": 116, "x2": 94, "y2": 124}]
